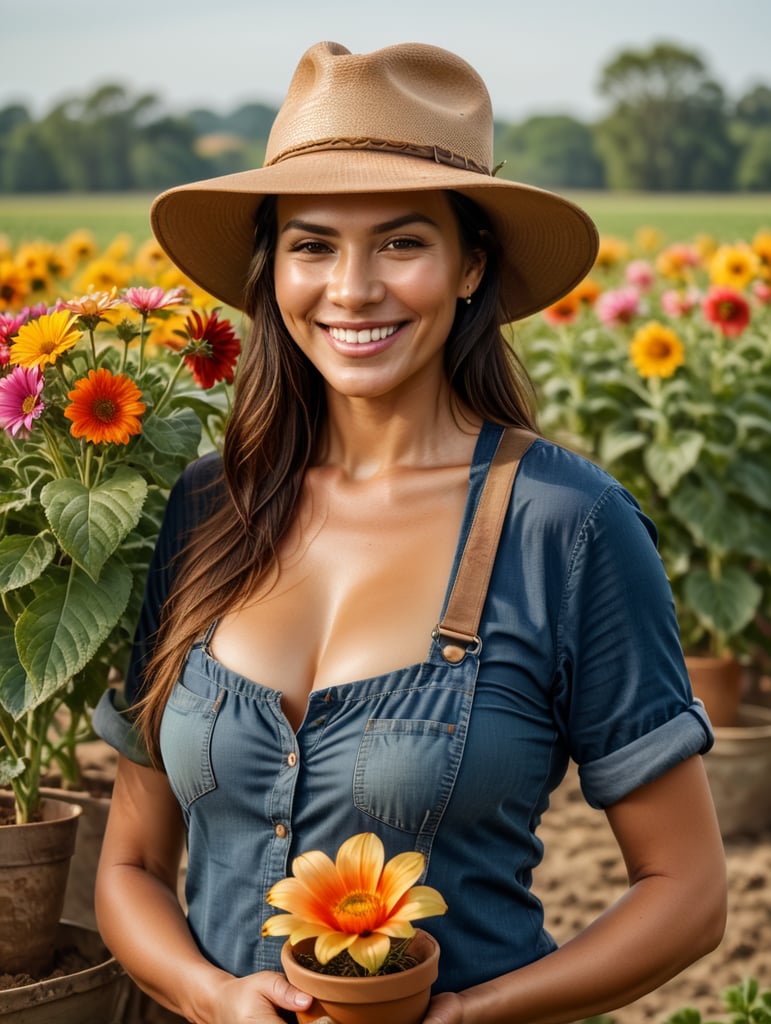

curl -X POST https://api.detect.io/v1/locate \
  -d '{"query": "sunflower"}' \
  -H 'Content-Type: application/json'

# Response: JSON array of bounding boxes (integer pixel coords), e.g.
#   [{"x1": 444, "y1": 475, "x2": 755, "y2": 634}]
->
[
  {"x1": 751, "y1": 230, "x2": 771, "y2": 282},
  {"x1": 593, "y1": 236, "x2": 629, "y2": 270},
  {"x1": 64, "y1": 367, "x2": 146, "y2": 445},
  {"x1": 262, "y1": 832, "x2": 447, "y2": 975},
  {"x1": 0, "y1": 259, "x2": 30, "y2": 311},
  {"x1": 181, "y1": 309, "x2": 241, "y2": 389},
  {"x1": 630, "y1": 321, "x2": 685, "y2": 379},
  {"x1": 709, "y1": 243, "x2": 760, "y2": 290},
  {"x1": 11, "y1": 309, "x2": 82, "y2": 368}
]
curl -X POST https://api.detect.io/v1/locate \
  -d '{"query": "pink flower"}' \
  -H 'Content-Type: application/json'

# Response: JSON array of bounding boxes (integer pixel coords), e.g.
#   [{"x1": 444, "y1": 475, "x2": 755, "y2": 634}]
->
[
  {"x1": 596, "y1": 286, "x2": 641, "y2": 327},
  {"x1": 0, "y1": 310, "x2": 31, "y2": 342},
  {"x1": 122, "y1": 285, "x2": 188, "y2": 316},
  {"x1": 660, "y1": 288, "x2": 701, "y2": 318},
  {"x1": 0, "y1": 341, "x2": 10, "y2": 367},
  {"x1": 702, "y1": 286, "x2": 751, "y2": 338},
  {"x1": 753, "y1": 281, "x2": 771, "y2": 305},
  {"x1": 0, "y1": 364, "x2": 45, "y2": 436},
  {"x1": 624, "y1": 259, "x2": 655, "y2": 291}
]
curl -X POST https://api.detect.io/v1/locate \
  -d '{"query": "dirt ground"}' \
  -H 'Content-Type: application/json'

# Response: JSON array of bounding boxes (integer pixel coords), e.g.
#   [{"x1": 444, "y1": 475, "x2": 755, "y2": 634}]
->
[{"x1": 536, "y1": 763, "x2": 771, "y2": 1024}]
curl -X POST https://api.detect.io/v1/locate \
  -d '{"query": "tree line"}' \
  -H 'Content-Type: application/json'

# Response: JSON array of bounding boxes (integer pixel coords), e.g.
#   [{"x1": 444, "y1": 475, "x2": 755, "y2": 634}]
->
[{"x1": 1, "y1": 42, "x2": 769, "y2": 195}]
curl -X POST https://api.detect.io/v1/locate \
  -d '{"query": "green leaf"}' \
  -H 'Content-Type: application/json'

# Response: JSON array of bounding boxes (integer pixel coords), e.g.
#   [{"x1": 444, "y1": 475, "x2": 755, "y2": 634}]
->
[
  {"x1": 725, "y1": 460, "x2": 771, "y2": 511},
  {"x1": 41, "y1": 469, "x2": 147, "y2": 581},
  {"x1": 643, "y1": 431, "x2": 703, "y2": 496},
  {"x1": 0, "y1": 753, "x2": 27, "y2": 786},
  {"x1": 682, "y1": 566, "x2": 762, "y2": 639},
  {"x1": 669, "y1": 480, "x2": 761, "y2": 557},
  {"x1": 0, "y1": 618, "x2": 32, "y2": 719},
  {"x1": 0, "y1": 533, "x2": 57, "y2": 595},
  {"x1": 140, "y1": 407, "x2": 202, "y2": 459},
  {"x1": 13, "y1": 561, "x2": 132, "y2": 713},
  {"x1": 599, "y1": 429, "x2": 647, "y2": 465}
]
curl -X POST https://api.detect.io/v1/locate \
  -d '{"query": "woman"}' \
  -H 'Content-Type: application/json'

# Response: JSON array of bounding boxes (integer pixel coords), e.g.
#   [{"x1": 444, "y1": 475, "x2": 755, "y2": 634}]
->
[{"x1": 94, "y1": 41, "x2": 726, "y2": 1024}]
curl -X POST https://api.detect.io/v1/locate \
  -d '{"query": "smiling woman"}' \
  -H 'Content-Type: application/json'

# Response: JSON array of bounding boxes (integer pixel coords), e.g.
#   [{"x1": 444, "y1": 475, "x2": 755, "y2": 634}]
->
[{"x1": 91, "y1": 38, "x2": 725, "y2": 1024}]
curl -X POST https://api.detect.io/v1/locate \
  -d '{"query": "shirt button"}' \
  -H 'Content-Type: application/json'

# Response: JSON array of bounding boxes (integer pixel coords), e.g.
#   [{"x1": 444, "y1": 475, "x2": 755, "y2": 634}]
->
[
  {"x1": 287, "y1": 752, "x2": 297, "y2": 767},
  {"x1": 275, "y1": 823, "x2": 288, "y2": 839}
]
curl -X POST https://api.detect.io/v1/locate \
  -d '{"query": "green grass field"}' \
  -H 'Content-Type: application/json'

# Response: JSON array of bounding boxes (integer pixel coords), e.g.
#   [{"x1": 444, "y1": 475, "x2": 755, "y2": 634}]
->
[{"x1": 0, "y1": 191, "x2": 770, "y2": 248}]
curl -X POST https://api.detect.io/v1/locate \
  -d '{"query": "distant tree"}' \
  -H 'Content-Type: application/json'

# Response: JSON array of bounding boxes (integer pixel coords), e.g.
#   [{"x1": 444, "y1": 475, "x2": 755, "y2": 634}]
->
[
  {"x1": 130, "y1": 115, "x2": 212, "y2": 190},
  {"x1": 1, "y1": 122, "x2": 63, "y2": 191},
  {"x1": 734, "y1": 85, "x2": 771, "y2": 126},
  {"x1": 497, "y1": 115, "x2": 605, "y2": 189},
  {"x1": 734, "y1": 128, "x2": 771, "y2": 190},
  {"x1": 594, "y1": 42, "x2": 736, "y2": 190}
]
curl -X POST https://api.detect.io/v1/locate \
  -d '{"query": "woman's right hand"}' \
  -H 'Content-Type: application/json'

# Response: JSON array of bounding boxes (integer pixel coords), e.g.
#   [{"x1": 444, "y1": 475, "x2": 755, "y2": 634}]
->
[{"x1": 206, "y1": 970, "x2": 313, "y2": 1024}]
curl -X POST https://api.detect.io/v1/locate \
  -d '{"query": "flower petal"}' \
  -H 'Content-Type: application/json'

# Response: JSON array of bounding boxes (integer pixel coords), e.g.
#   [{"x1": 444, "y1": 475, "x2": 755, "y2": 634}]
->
[
  {"x1": 391, "y1": 885, "x2": 448, "y2": 923},
  {"x1": 379, "y1": 850, "x2": 425, "y2": 911},
  {"x1": 335, "y1": 832, "x2": 384, "y2": 893},
  {"x1": 348, "y1": 933, "x2": 392, "y2": 974},
  {"x1": 314, "y1": 930, "x2": 356, "y2": 965}
]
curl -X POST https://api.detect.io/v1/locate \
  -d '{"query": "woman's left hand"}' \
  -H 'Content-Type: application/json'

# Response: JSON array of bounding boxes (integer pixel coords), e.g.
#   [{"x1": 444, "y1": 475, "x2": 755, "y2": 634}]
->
[{"x1": 424, "y1": 991, "x2": 465, "y2": 1024}]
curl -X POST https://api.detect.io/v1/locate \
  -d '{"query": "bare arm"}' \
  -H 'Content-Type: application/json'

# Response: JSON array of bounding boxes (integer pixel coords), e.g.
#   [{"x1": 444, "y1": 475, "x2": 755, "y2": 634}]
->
[
  {"x1": 95, "y1": 755, "x2": 312, "y2": 1024},
  {"x1": 425, "y1": 755, "x2": 727, "y2": 1024}
]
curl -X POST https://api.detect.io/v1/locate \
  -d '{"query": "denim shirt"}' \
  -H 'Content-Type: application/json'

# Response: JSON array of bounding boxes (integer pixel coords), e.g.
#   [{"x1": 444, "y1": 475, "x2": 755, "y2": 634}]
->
[{"x1": 94, "y1": 421, "x2": 713, "y2": 992}]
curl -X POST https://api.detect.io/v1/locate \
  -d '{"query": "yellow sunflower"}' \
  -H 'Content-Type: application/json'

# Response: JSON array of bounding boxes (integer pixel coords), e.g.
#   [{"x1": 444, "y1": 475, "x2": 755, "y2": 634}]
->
[
  {"x1": 11, "y1": 310, "x2": 82, "y2": 368},
  {"x1": 0, "y1": 259, "x2": 30, "y2": 311},
  {"x1": 751, "y1": 229, "x2": 771, "y2": 282},
  {"x1": 262, "y1": 832, "x2": 447, "y2": 975},
  {"x1": 630, "y1": 321, "x2": 685, "y2": 379},
  {"x1": 64, "y1": 368, "x2": 146, "y2": 445},
  {"x1": 709, "y1": 243, "x2": 760, "y2": 289}
]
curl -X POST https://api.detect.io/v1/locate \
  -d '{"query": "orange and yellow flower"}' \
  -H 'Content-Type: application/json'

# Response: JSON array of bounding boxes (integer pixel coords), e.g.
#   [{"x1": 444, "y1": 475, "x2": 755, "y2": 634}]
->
[
  {"x1": 64, "y1": 287, "x2": 122, "y2": 329},
  {"x1": 11, "y1": 309, "x2": 82, "y2": 368},
  {"x1": 0, "y1": 259, "x2": 30, "y2": 311},
  {"x1": 709, "y1": 243, "x2": 760, "y2": 290},
  {"x1": 542, "y1": 291, "x2": 581, "y2": 326},
  {"x1": 262, "y1": 832, "x2": 447, "y2": 975},
  {"x1": 630, "y1": 321, "x2": 685, "y2": 379},
  {"x1": 65, "y1": 367, "x2": 146, "y2": 445},
  {"x1": 751, "y1": 229, "x2": 771, "y2": 282},
  {"x1": 594, "y1": 235, "x2": 629, "y2": 270},
  {"x1": 655, "y1": 243, "x2": 700, "y2": 282}
]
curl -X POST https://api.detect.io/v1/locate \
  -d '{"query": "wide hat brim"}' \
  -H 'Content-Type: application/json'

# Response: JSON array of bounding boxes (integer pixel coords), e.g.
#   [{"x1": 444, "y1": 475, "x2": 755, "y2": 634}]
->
[{"x1": 151, "y1": 149, "x2": 598, "y2": 323}]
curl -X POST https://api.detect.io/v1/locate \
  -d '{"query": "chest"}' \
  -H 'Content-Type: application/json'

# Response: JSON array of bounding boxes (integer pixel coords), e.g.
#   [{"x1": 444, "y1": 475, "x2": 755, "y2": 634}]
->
[{"x1": 209, "y1": 463, "x2": 470, "y2": 725}]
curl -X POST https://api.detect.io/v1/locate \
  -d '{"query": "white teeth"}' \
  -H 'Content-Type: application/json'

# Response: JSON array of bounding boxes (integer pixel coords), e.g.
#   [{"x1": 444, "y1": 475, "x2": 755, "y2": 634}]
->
[{"x1": 329, "y1": 324, "x2": 399, "y2": 345}]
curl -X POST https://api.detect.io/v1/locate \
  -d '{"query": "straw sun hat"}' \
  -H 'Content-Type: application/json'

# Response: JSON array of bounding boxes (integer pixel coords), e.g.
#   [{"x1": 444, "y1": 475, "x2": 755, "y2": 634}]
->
[{"x1": 151, "y1": 41, "x2": 599, "y2": 323}]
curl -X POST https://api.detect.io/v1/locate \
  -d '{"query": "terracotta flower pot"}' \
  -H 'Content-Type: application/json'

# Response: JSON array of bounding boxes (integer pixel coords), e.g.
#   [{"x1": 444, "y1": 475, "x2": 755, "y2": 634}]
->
[
  {"x1": 686, "y1": 654, "x2": 743, "y2": 727},
  {"x1": 280, "y1": 929, "x2": 440, "y2": 1024},
  {"x1": 0, "y1": 794, "x2": 82, "y2": 975}
]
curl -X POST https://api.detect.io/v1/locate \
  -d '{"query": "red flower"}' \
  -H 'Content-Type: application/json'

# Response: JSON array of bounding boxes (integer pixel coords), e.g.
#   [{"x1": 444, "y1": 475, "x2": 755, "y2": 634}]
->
[
  {"x1": 702, "y1": 286, "x2": 751, "y2": 338},
  {"x1": 181, "y1": 310, "x2": 241, "y2": 389}
]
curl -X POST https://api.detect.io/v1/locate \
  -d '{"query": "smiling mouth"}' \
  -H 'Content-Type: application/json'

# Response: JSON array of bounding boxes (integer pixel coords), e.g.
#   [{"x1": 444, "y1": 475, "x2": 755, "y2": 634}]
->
[{"x1": 327, "y1": 324, "x2": 402, "y2": 345}]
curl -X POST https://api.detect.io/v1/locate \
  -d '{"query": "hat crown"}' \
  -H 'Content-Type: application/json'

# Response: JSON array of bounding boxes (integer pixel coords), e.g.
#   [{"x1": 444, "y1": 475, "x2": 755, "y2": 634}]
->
[{"x1": 265, "y1": 41, "x2": 494, "y2": 172}]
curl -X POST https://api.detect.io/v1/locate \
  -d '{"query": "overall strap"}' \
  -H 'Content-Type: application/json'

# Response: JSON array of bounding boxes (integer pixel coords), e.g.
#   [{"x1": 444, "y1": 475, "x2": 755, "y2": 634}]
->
[{"x1": 434, "y1": 427, "x2": 536, "y2": 664}]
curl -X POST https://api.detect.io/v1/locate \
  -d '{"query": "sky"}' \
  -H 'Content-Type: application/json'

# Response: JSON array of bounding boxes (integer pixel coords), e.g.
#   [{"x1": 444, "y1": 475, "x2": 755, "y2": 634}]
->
[{"x1": 4, "y1": 0, "x2": 770, "y2": 124}]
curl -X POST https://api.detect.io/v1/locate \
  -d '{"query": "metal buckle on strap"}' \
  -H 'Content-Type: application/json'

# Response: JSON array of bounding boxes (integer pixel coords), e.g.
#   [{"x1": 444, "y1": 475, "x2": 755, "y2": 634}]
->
[{"x1": 432, "y1": 625, "x2": 482, "y2": 664}]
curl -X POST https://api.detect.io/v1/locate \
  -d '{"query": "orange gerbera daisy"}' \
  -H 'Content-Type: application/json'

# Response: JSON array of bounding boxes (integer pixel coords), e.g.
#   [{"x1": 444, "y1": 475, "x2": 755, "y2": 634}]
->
[
  {"x1": 11, "y1": 309, "x2": 82, "y2": 368},
  {"x1": 542, "y1": 291, "x2": 580, "y2": 326},
  {"x1": 262, "y1": 832, "x2": 447, "y2": 975},
  {"x1": 65, "y1": 368, "x2": 146, "y2": 445},
  {"x1": 630, "y1": 321, "x2": 685, "y2": 379}
]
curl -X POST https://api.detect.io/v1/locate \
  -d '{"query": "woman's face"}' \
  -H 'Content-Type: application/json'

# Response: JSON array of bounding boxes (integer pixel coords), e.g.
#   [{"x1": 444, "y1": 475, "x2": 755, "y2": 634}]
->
[{"x1": 273, "y1": 191, "x2": 484, "y2": 404}]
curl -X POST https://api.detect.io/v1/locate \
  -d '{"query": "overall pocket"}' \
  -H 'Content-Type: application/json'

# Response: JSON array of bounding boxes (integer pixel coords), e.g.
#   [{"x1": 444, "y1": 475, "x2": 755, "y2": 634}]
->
[
  {"x1": 353, "y1": 716, "x2": 461, "y2": 834},
  {"x1": 160, "y1": 680, "x2": 221, "y2": 809}
]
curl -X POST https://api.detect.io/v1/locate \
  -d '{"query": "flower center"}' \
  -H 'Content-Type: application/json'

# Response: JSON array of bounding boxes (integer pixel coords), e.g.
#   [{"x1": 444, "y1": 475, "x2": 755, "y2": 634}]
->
[
  {"x1": 22, "y1": 395, "x2": 38, "y2": 414},
  {"x1": 334, "y1": 891, "x2": 383, "y2": 933},
  {"x1": 647, "y1": 339, "x2": 672, "y2": 359},
  {"x1": 93, "y1": 398, "x2": 117, "y2": 423}
]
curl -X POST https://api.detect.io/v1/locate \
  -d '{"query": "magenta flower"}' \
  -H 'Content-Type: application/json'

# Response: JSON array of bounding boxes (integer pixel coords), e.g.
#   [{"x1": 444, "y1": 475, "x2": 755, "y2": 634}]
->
[
  {"x1": 0, "y1": 341, "x2": 10, "y2": 367},
  {"x1": 660, "y1": 288, "x2": 701, "y2": 318},
  {"x1": 753, "y1": 281, "x2": 771, "y2": 305},
  {"x1": 122, "y1": 285, "x2": 188, "y2": 316},
  {"x1": 0, "y1": 310, "x2": 31, "y2": 342},
  {"x1": 596, "y1": 286, "x2": 641, "y2": 327},
  {"x1": 624, "y1": 259, "x2": 655, "y2": 291},
  {"x1": 0, "y1": 365, "x2": 45, "y2": 436}
]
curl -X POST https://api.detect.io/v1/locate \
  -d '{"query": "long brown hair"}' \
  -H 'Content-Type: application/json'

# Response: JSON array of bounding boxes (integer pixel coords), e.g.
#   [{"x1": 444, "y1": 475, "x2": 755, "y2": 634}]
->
[{"x1": 136, "y1": 191, "x2": 537, "y2": 763}]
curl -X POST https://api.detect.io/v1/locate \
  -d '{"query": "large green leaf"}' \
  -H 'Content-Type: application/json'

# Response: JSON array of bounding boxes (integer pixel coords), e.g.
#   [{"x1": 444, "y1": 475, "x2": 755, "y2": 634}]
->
[
  {"x1": 669, "y1": 481, "x2": 750, "y2": 556},
  {"x1": 41, "y1": 469, "x2": 147, "y2": 581},
  {"x1": 643, "y1": 431, "x2": 703, "y2": 496},
  {"x1": 682, "y1": 566, "x2": 762, "y2": 640},
  {"x1": 0, "y1": 533, "x2": 56, "y2": 595},
  {"x1": 140, "y1": 407, "x2": 202, "y2": 458},
  {"x1": 599, "y1": 429, "x2": 647, "y2": 466},
  {"x1": 13, "y1": 561, "x2": 132, "y2": 712},
  {"x1": 725, "y1": 460, "x2": 771, "y2": 511}
]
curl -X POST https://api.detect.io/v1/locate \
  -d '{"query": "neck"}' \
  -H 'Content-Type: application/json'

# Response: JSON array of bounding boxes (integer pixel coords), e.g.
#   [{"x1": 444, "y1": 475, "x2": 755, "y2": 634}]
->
[{"x1": 321, "y1": 384, "x2": 481, "y2": 479}]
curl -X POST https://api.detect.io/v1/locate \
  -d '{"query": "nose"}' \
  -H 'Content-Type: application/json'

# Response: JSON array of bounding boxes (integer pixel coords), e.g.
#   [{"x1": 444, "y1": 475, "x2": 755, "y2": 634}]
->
[{"x1": 326, "y1": 248, "x2": 386, "y2": 309}]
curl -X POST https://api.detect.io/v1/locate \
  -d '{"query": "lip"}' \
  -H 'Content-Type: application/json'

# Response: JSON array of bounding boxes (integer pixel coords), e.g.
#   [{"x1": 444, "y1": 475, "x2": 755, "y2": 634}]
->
[{"x1": 321, "y1": 320, "x2": 407, "y2": 355}]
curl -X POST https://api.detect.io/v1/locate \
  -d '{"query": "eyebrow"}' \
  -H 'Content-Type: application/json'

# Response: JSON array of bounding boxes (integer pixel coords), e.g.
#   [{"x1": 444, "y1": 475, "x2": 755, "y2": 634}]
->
[{"x1": 279, "y1": 212, "x2": 440, "y2": 236}]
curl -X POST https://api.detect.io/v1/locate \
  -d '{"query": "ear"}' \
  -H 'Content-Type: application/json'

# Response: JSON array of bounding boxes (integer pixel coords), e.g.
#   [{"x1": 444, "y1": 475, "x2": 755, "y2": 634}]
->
[{"x1": 458, "y1": 248, "x2": 487, "y2": 301}]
